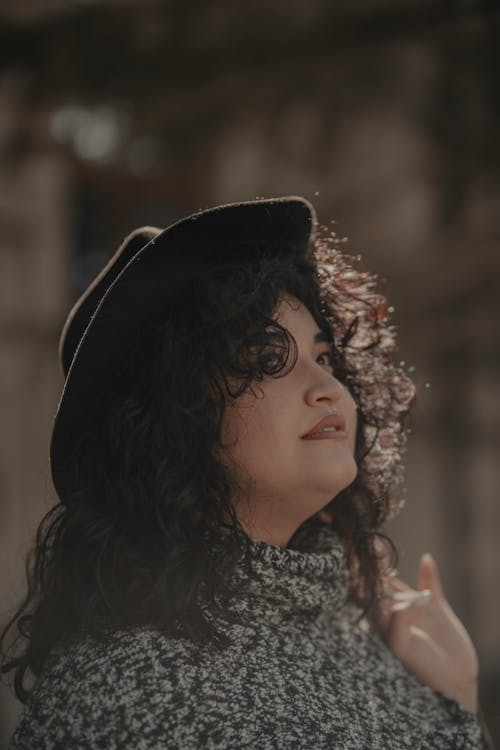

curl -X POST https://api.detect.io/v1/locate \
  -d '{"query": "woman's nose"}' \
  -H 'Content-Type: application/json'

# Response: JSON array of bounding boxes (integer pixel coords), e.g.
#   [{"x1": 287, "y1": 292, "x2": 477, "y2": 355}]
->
[{"x1": 304, "y1": 371, "x2": 346, "y2": 407}]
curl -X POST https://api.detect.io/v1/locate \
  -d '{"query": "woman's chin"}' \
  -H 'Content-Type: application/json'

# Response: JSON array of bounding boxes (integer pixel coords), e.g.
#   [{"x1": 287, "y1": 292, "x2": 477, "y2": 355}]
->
[{"x1": 321, "y1": 461, "x2": 358, "y2": 498}]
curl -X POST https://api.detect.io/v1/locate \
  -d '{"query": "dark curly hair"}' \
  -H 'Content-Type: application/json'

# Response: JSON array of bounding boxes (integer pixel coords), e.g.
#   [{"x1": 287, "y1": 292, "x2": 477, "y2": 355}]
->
[{"x1": 1, "y1": 231, "x2": 416, "y2": 703}]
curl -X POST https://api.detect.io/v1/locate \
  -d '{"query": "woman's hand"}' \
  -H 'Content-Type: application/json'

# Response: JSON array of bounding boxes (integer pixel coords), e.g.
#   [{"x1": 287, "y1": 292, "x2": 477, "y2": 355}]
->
[{"x1": 374, "y1": 544, "x2": 479, "y2": 714}]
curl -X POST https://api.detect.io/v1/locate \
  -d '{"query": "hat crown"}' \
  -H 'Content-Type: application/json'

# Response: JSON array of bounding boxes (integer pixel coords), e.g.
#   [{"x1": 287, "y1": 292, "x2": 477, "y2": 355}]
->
[{"x1": 51, "y1": 196, "x2": 316, "y2": 500}]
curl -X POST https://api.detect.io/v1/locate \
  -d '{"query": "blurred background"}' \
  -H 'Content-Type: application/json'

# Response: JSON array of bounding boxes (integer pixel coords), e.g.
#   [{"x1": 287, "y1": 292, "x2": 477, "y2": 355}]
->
[{"x1": 0, "y1": 0, "x2": 499, "y2": 745}]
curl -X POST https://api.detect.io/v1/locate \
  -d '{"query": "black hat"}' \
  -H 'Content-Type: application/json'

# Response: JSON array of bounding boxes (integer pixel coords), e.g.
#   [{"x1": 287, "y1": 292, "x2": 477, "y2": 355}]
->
[
  {"x1": 50, "y1": 196, "x2": 317, "y2": 500},
  {"x1": 59, "y1": 226, "x2": 161, "y2": 377}
]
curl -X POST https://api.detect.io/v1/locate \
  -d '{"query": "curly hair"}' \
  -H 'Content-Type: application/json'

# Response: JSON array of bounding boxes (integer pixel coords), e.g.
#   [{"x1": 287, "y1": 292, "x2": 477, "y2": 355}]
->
[{"x1": 1, "y1": 231, "x2": 416, "y2": 703}]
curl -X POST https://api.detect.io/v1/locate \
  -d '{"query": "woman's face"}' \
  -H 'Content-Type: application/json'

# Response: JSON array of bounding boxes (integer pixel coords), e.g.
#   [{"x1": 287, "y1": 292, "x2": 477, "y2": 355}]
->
[{"x1": 220, "y1": 293, "x2": 358, "y2": 547}]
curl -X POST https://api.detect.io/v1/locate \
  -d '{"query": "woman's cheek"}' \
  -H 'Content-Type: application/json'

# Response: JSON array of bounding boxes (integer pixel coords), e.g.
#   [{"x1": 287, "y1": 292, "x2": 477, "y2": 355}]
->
[{"x1": 347, "y1": 394, "x2": 358, "y2": 453}]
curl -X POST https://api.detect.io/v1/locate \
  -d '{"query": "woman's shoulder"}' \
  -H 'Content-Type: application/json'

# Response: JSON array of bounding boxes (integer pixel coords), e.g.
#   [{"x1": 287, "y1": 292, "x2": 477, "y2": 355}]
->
[
  {"x1": 10, "y1": 627, "x2": 209, "y2": 749},
  {"x1": 39, "y1": 626, "x2": 196, "y2": 686},
  {"x1": 56, "y1": 625, "x2": 197, "y2": 665}
]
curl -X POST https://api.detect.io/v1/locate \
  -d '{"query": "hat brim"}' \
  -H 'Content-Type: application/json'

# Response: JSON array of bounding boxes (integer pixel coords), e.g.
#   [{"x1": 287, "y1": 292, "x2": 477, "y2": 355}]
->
[
  {"x1": 59, "y1": 226, "x2": 161, "y2": 377},
  {"x1": 50, "y1": 196, "x2": 316, "y2": 500}
]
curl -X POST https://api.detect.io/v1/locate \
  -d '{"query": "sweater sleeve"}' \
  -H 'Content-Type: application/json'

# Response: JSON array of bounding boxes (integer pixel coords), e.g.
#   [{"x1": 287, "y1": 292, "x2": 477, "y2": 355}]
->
[{"x1": 432, "y1": 691, "x2": 496, "y2": 750}]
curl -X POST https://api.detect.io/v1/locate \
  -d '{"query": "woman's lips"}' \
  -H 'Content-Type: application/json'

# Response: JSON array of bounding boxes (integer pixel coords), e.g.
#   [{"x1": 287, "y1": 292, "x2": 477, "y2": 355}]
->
[
  {"x1": 302, "y1": 412, "x2": 346, "y2": 438},
  {"x1": 302, "y1": 430, "x2": 348, "y2": 440}
]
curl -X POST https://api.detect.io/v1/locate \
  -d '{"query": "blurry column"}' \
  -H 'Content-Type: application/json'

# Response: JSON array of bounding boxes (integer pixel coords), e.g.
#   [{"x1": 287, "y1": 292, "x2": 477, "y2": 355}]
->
[{"x1": 0, "y1": 151, "x2": 71, "y2": 744}]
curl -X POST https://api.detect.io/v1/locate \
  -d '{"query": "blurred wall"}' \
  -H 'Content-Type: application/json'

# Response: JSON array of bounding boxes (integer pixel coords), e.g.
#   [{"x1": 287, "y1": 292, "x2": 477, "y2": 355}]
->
[{"x1": 1, "y1": 0, "x2": 499, "y2": 746}]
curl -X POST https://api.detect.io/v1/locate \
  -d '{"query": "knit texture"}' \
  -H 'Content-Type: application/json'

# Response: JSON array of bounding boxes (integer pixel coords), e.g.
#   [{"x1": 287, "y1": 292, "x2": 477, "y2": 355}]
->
[{"x1": 10, "y1": 526, "x2": 489, "y2": 749}]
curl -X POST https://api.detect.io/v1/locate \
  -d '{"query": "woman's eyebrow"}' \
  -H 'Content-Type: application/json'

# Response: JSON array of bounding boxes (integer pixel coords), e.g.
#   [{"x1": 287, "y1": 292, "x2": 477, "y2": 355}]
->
[{"x1": 313, "y1": 331, "x2": 333, "y2": 345}]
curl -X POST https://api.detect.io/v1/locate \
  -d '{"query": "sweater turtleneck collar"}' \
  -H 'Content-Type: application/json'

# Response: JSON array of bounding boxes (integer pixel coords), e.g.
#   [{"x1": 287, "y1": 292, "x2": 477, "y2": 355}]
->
[{"x1": 223, "y1": 524, "x2": 350, "y2": 620}]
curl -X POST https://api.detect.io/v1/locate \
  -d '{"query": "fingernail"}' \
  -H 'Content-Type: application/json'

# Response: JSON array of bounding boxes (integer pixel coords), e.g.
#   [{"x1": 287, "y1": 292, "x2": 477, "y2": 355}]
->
[
  {"x1": 392, "y1": 591, "x2": 419, "y2": 601},
  {"x1": 392, "y1": 590, "x2": 432, "y2": 611},
  {"x1": 411, "y1": 589, "x2": 432, "y2": 606}
]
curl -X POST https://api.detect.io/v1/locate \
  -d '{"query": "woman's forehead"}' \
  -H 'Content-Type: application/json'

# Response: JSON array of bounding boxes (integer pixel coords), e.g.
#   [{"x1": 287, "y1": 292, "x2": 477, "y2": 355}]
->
[
  {"x1": 274, "y1": 293, "x2": 325, "y2": 338},
  {"x1": 274, "y1": 292, "x2": 304, "y2": 318}
]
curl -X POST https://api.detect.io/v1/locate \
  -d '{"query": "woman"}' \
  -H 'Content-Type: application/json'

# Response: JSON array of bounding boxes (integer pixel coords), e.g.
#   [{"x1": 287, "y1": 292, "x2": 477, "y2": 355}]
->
[{"x1": 1, "y1": 197, "x2": 493, "y2": 748}]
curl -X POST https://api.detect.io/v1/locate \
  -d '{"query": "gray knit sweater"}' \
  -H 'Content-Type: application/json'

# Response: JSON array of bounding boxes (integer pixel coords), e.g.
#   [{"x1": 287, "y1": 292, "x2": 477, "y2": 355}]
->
[{"x1": 10, "y1": 527, "x2": 491, "y2": 749}]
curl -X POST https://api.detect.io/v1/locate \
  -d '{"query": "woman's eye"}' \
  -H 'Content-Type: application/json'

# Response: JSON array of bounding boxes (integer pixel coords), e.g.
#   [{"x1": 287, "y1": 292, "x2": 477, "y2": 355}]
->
[{"x1": 317, "y1": 350, "x2": 334, "y2": 369}]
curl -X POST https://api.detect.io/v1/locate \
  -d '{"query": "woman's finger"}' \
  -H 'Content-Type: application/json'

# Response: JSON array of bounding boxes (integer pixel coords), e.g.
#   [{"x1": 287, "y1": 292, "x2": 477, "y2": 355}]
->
[
  {"x1": 382, "y1": 573, "x2": 414, "y2": 595},
  {"x1": 418, "y1": 553, "x2": 444, "y2": 600},
  {"x1": 375, "y1": 590, "x2": 394, "y2": 636}
]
